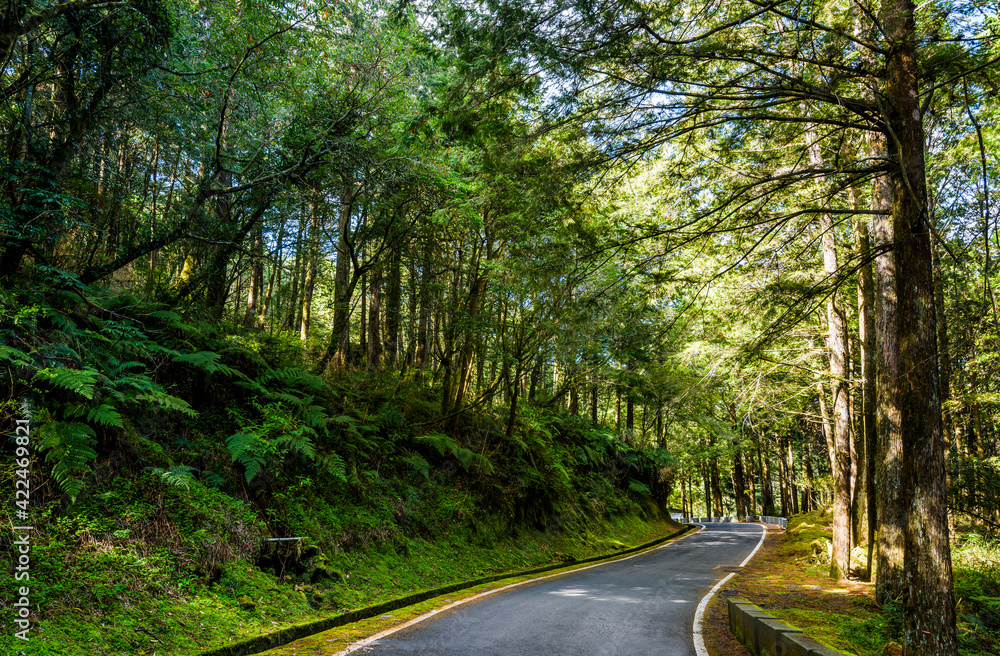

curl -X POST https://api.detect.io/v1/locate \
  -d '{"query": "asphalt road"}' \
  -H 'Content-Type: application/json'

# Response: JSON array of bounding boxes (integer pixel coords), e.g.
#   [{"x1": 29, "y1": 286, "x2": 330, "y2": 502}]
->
[{"x1": 360, "y1": 522, "x2": 766, "y2": 656}]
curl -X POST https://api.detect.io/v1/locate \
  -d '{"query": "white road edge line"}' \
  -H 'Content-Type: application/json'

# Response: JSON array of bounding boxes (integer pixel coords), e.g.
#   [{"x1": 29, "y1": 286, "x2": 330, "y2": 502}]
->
[
  {"x1": 740, "y1": 524, "x2": 767, "y2": 567},
  {"x1": 692, "y1": 524, "x2": 767, "y2": 656},
  {"x1": 331, "y1": 524, "x2": 707, "y2": 656}
]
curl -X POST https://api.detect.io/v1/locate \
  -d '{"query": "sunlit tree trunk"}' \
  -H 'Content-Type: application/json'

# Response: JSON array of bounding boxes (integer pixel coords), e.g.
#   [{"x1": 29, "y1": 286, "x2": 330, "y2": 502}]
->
[
  {"x1": 883, "y1": 0, "x2": 957, "y2": 647},
  {"x1": 806, "y1": 126, "x2": 852, "y2": 579},
  {"x1": 873, "y1": 147, "x2": 906, "y2": 604},
  {"x1": 854, "y1": 215, "x2": 877, "y2": 578}
]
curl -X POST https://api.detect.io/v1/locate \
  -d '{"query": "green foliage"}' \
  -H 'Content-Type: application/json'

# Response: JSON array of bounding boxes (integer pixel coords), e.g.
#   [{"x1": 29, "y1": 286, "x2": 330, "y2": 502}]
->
[
  {"x1": 149, "y1": 465, "x2": 198, "y2": 490},
  {"x1": 35, "y1": 419, "x2": 97, "y2": 501},
  {"x1": 35, "y1": 366, "x2": 100, "y2": 400},
  {"x1": 414, "y1": 432, "x2": 493, "y2": 473}
]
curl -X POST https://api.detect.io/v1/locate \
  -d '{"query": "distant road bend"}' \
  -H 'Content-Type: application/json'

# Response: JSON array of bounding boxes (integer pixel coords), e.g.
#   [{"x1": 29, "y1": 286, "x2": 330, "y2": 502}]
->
[{"x1": 339, "y1": 522, "x2": 767, "y2": 656}]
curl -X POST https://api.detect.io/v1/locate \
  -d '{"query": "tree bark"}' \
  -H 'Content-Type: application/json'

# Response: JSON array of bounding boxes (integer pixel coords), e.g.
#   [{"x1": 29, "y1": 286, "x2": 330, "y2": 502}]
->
[
  {"x1": 872, "y1": 141, "x2": 907, "y2": 605},
  {"x1": 734, "y1": 444, "x2": 747, "y2": 521},
  {"x1": 368, "y1": 262, "x2": 383, "y2": 366},
  {"x1": 854, "y1": 216, "x2": 877, "y2": 579},
  {"x1": 806, "y1": 127, "x2": 852, "y2": 579},
  {"x1": 883, "y1": 0, "x2": 958, "y2": 647}
]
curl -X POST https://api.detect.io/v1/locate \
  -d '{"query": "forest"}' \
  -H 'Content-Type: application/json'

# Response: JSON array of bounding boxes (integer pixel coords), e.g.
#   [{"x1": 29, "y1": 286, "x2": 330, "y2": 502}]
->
[{"x1": 0, "y1": 0, "x2": 998, "y2": 655}]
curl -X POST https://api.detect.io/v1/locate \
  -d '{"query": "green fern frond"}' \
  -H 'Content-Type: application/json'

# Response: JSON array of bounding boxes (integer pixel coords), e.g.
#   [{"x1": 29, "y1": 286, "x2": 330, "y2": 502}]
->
[
  {"x1": 415, "y1": 432, "x2": 460, "y2": 457},
  {"x1": 41, "y1": 307, "x2": 80, "y2": 334},
  {"x1": 400, "y1": 451, "x2": 431, "y2": 479},
  {"x1": 628, "y1": 480, "x2": 651, "y2": 495},
  {"x1": 280, "y1": 427, "x2": 317, "y2": 460},
  {"x1": 36, "y1": 420, "x2": 97, "y2": 501},
  {"x1": 35, "y1": 367, "x2": 100, "y2": 399},
  {"x1": 226, "y1": 432, "x2": 266, "y2": 482},
  {"x1": 172, "y1": 350, "x2": 244, "y2": 377},
  {"x1": 133, "y1": 390, "x2": 198, "y2": 417},
  {"x1": 301, "y1": 404, "x2": 331, "y2": 429},
  {"x1": 112, "y1": 373, "x2": 164, "y2": 393},
  {"x1": 149, "y1": 309, "x2": 200, "y2": 334},
  {"x1": 109, "y1": 360, "x2": 145, "y2": 375},
  {"x1": 149, "y1": 465, "x2": 198, "y2": 490},
  {"x1": 259, "y1": 367, "x2": 327, "y2": 392},
  {"x1": 221, "y1": 345, "x2": 269, "y2": 368},
  {"x1": 234, "y1": 379, "x2": 269, "y2": 395},
  {"x1": 270, "y1": 391, "x2": 306, "y2": 407},
  {"x1": 87, "y1": 403, "x2": 124, "y2": 428},
  {"x1": 0, "y1": 344, "x2": 32, "y2": 365},
  {"x1": 315, "y1": 451, "x2": 347, "y2": 482},
  {"x1": 149, "y1": 310, "x2": 182, "y2": 323}
]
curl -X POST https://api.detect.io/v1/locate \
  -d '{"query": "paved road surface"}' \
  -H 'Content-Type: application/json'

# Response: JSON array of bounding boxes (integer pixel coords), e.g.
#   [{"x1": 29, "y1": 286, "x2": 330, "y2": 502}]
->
[{"x1": 361, "y1": 522, "x2": 765, "y2": 656}]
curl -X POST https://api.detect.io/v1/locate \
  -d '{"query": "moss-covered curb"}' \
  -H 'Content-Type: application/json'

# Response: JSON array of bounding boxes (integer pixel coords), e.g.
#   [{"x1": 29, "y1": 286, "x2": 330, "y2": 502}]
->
[{"x1": 199, "y1": 524, "x2": 693, "y2": 656}]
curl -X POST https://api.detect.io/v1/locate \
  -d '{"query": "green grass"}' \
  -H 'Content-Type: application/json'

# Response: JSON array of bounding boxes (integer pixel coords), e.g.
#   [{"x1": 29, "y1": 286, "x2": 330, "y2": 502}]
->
[
  {"x1": 0, "y1": 468, "x2": 675, "y2": 656},
  {"x1": 744, "y1": 509, "x2": 1000, "y2": 656}
]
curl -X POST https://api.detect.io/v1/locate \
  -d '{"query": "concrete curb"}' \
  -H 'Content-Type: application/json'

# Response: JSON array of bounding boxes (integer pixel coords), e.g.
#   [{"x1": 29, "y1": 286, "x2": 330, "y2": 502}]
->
[
  {"x1": 198, "y1": 525, "x2": 692, "y2": 656},
  {"x1": 727, "y1": 598, "x2": 847, "y2": 656}
]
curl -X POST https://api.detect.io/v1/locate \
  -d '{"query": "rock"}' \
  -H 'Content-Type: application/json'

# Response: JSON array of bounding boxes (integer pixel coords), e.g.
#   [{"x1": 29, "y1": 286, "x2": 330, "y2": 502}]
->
[
  {"x1": 237, "y1": 595, "x2": 256, "y2": 611},
  {"x1": 883, "y1": 642, "x2": 903, "y2": 656}
]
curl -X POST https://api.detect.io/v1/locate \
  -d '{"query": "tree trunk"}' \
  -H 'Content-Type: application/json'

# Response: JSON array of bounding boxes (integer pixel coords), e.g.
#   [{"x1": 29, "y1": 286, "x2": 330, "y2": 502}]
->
[
  {"x1": 807, "y1": 130, "x2": 852, "y2": 579},
  {"x1": 703, "y1": 464, "x2": 713, "y2": 517},
  {"x1": 788, "y1": 439, "x2": 799, "y2": 515},
  {"x1": 416, "y1": 242, "x2": 432, "y2": 370},
  {"x1": 385, "y1": 244, "x2": 402, "y2": 368},
  {"x1": 734, "y1": 445, "x2": 747, "y2": 521},
  {"x1": 368, "y1": 262, "x2": 383, "y2": 367},
  {"x1": 873, "y1": 141, "x2": 907, "y2": 605},
  {"x1": 758, "y1": 438, "x2": 775, "y2": 516},
  {"x1": 777, "y1": 435, "x2": 790, "y2": 517},
  {"x1": 710, "y1": 455, "x2": 724, "y2": 517},
  {"x1": 331, "y1": 175, "x2": 356, "y2": 371},
  {"x1": 931, "y1": 237, "x2": 953, "y2": 447},
  {"x1": 883, "y1": 0, "x2": 958, "y2": 646},
  {"x1": 300, "y1": 208, "x2": 319, "y2": 343},
  {"x1": 853, "y1": 215, "x2": 877, "y2": 579}
]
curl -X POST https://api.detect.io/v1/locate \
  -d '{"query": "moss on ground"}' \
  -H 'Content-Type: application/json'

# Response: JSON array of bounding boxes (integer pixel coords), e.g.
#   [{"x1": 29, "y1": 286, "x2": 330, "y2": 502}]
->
[
  {"x1": 1, "y1": 472, "x2": 677, "y2": 656},
  {"x1": 703, "y1": 510, "x2": 1000, "y2": 656}
]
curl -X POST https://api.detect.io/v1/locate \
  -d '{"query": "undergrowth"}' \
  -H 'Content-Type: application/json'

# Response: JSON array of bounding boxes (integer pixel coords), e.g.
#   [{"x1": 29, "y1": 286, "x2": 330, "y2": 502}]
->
[
  {"x1": 0, "y1": 280, "x2": 676, "y2": 655},
  {"x1": 752, "y1": 510, "x2": 1000, "y2": 656}
]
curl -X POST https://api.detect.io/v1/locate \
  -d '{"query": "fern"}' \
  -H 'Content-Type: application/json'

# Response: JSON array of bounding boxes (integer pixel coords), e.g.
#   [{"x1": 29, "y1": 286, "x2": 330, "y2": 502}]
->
[
  {"x1": 315, "y1": 451, "x2": 347, "y2": 482},
  {"x1": 400, "y1": 451, "x2": 431, "y2": 479},
  {"x1": 415, "y1": 433, "x2": 493, "y2": 473},
  {"x1": 63, "y1": 402, "x2": 124, "y2": 429},
  {"x1": 36, "y1": 420, "x2": 97, "y2": 501},
  {"x1": 301, "y1": 404, "x2": 332, "y2": 430},
  {"x1": 226, "y1": 432, "x2": 265, "y2": 482},
  {"x1": 133, "y1": 390, "x2": 198, "y2": 417},
  {"x1": 259, "y1": 367, "x2": 327, "y2": 392},
  {"x1": 149, "y1": 309, "x2": 200, "y2": 334},
  {"x1": 628, "y1": 480, "x2": 651, "y2": 495},
  {"x1": 279, "y1": 426, "x2": 318, "y2": 460},
  {"x1": 149, "y1": 465, "x2": 198, "y2": 490},
  {"x1": 0, "y1": 344, "x2": 32, "y2": 365},
  {"x1": 89, "y1": 403, "x2": 124, "y2": 428},
  {"x1": 172, "y1": 350, "x2": 246, "y2": 379},
  {"x1": 35, "y1": 366, "x2": 100, "y2": 399}
]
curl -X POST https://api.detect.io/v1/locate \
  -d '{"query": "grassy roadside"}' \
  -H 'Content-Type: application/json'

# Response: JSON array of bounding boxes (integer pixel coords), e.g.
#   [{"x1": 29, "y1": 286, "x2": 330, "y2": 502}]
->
[
  {"x1": 258, "y1": 519, "x2": 694, "y2": 656},
  {"x1": 702, "y1": 510, "x2": 1000, "y2": 656},
  {"x1": 6, "y1": 502, "x2": 679, "y2": 656}
]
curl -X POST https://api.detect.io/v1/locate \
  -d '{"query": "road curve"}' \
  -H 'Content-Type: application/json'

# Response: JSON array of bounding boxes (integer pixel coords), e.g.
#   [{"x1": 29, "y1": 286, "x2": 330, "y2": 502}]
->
[{"x1": 357, "y1": 522, "x2": 765, "y2": 656}]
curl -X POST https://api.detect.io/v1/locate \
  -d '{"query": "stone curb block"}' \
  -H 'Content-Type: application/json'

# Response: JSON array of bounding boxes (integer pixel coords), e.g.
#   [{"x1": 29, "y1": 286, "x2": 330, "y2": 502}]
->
[
  {"x1": 727, "y1": 598, "x2": 850, "y2": 656},
  {"x1": 199, "y1": 525, "x2": 693, "y2": 656}
]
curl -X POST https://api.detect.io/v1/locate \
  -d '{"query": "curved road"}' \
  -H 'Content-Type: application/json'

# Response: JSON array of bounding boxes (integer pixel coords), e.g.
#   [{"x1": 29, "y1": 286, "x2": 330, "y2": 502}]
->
[{"x1": 350, "y1": 522, "x2": 765, "y2": 656}]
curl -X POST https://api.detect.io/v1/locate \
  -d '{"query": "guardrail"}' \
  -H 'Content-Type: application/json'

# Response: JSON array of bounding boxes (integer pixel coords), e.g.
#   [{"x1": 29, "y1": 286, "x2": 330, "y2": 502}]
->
[
  {"x1": 728, "y1": 598, "x2": 845, "y2": 655},
  {"x1": 679, "y1": 515, "x2": 787, "y2": 529}
]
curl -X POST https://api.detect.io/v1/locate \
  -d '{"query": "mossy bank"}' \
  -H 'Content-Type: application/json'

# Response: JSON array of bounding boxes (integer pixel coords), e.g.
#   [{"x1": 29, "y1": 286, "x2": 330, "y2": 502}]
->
[{"x1": 1, "y1": 294, "x2": 677, "y2": 656}]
